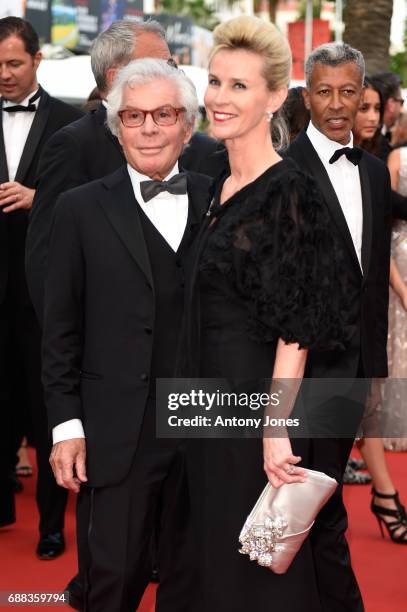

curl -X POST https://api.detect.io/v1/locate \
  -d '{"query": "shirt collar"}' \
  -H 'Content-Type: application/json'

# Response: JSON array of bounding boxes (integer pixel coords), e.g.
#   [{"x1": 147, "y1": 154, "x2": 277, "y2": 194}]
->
[
  {"x1": 127, "y1": 162, "x2": 180, "y2": 205},
  {"x1": 307, "y1": 121, "x2": 354, "y2": 163},
  {"x1": 2, "y1": 87, "x2": 40, "y2": 109}
]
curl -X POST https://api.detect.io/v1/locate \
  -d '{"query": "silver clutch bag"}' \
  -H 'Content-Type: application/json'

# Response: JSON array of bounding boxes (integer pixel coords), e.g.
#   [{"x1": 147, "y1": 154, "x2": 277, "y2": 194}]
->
[{"x1": 239, "y1": 468, "x2": 337, "y2": 574}]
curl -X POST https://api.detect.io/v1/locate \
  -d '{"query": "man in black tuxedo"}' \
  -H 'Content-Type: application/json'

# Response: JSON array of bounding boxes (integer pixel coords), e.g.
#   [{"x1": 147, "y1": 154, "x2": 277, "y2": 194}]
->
[
  {"x1": 26, "y1": 19, "x2": 219, "y2": 325},
  {"x1": 0, "y1": 17, "x2": 82, "y2": 547},
  {"x1": 42, "y1": 58, "x2": 211, "y2": 611},
  {"x1": 286, "y1": 43, "x2": 391, "y2": 612}
]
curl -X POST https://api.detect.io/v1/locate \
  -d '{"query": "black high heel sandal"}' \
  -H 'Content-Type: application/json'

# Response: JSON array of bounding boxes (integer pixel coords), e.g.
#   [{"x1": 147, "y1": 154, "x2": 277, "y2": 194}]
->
[{"x1": 370, "y1": 488, "x2": 407, "y2": 544}]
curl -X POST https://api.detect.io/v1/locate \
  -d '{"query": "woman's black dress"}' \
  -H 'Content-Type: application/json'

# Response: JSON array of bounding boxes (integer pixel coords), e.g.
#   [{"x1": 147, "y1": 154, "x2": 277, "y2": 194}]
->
[{"x1": 184, "y1": 158, "x2": 347, "y2": 612}]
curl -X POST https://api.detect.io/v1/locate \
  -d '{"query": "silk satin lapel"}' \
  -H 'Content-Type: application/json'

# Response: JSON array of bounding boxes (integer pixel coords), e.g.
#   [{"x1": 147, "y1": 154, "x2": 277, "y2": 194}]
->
[
  {"x1": 0, "y1": 101, "x2": 9, "y2": 182},
  {"x1": 294, "y1": 132, "x2": 362, "y2": 277},
  {"x1": 185, "y1": 172, "x2": 210, "y2": 228},
  {"x1": 14, "y1": 88, "x2": 50, "y2": 184},
  {"x1": 98, "y1": 170, "x2": 154, "y2": 288},
  {"x1": 358, "y1": 157, "x2": 372, "y2": 280}
]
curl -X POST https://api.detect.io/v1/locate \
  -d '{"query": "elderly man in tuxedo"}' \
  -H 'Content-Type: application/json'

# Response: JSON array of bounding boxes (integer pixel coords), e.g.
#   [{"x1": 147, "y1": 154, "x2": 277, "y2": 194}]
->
[
  {"x1": 42, "y1": 58, "x2": 211, "y2": 612},
  {"x1": 0, "y1": 17, "x2": 82, "y2": 547},
  {"x1": 26, "y1": 19, "x2": 220, "y2": 325},
  {"x1": 286, "y1": 43, "x2": 392, "y2": 612}
]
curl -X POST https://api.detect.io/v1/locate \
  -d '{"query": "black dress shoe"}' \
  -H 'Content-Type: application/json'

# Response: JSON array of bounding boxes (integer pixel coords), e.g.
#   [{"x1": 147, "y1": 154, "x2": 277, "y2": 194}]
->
[
  {"x1": 36, "y1": 532, "x2": 65, "y2": 560},
  {"x1": 0, "y1": 514, "x2": 16, "y2": 528},
  {"x1": 65, "y1": 574, "x2": 83, "y2": 610},
  {"x1": 151, "y1": 567, "x2": 160, "y2": 583},
  {"x1": 9, "y1": 472, "x2": 23, "y2": 493}
]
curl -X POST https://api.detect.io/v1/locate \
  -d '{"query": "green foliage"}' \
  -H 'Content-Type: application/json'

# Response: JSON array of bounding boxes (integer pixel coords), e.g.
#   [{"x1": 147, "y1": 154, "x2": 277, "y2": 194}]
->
[
  {"x1": 160, "y1": 0, "x2": 219, "y2": 30},
  {"x1": 297, "y1": 0, "x2": 335, "y2": 21},
  {"x1": 390, "y1": 53, "x2": 407, "y2": 86},
  {"x1": 390, "y1": 16, "x2": 407, "y2": 85}
]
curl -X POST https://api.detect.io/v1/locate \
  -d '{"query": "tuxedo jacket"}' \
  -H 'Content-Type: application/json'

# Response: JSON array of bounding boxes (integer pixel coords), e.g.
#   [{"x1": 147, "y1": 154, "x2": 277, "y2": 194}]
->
[
  {"x1": 0, "y1": 88, "x2": 83, "y2": 305},
  {"x1": 286, "y1": 129, "x2": 392, "y2": 378},
  {"x1": 26, "y1": 104, "x2": 220, "y2": 322},
  {"x1": 42, "y1": 165, "x2": 211, "y2": 487}
]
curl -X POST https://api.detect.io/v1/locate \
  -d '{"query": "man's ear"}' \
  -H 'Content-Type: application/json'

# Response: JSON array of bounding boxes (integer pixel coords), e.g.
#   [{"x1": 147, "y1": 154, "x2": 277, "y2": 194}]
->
[
  {"x1": 106, "y1": 67, "x2": 118, "y2": 91},
  {"x1": 302, "y1": 88, "x2": 311, "y2": 110},
  {"x1": 33, "y1": 50, "x2": 42, "y2": 71},
  {"x1": 183, "y1": 122, "x2": 194, "y2": 145},
  {"x1": 117, "y1": 127, "x2": 123, "y2": 147}
]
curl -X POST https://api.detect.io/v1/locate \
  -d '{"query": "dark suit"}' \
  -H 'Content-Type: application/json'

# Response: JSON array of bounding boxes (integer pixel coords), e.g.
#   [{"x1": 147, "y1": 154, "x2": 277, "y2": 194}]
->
[
  {"x1": 287, "y1": 129, "x2": 391, "y2": 379},
  {"x1": 26, "y1": 104, "x2": 220, "y2": 323},
  {"x1": 0, "y1": 87, "x2": 82, "y2": 529},
  {"x1": 42, "y1": 166, "x2": 211, "y2": 610},
  {"x1": 286, "y1": 129, "x2": 392, "y2": 612}
]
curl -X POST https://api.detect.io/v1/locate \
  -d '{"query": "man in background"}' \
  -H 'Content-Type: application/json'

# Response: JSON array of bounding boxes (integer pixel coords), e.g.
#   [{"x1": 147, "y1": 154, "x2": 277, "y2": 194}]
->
[
  {"x1": 287, "y1": 42, "x2": 392, "y2": 612},
  {"x1": 0, "y1": 17, "x2": 82, "y2": 557}
]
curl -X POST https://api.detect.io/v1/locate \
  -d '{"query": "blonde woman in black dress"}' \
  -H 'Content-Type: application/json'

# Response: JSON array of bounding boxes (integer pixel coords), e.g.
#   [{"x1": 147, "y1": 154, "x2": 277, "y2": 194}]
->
[{"x1": 183, "y1": 16, "x2": 352, "y2": 612}]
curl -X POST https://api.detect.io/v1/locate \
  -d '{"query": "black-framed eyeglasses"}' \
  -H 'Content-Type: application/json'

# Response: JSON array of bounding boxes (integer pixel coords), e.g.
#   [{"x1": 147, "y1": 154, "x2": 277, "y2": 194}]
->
[
  {"x1": 118, "y1": 105, "x2": 186, "y2": 128},
  {"x1": 392, "y1": 96, "x2": 405, "y2": 105}
]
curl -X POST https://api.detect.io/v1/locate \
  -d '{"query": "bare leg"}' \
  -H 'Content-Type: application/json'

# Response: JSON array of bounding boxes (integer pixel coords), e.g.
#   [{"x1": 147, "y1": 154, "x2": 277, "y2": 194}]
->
[{"x1": 357, "y1": 437, "x2": 406, "y2": 540}]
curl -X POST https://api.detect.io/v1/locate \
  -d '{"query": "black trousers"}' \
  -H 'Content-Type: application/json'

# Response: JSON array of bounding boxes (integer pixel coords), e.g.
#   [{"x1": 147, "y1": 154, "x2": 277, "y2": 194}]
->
[
  {"x1": 0, "y1": 296, "x2": 15, "y2": 526},
  {"x1": 292, "y1": 437, "x2": 364, "y2": 612},
  {"x1": 76, "y1": 399, "x2": 190, "y2": 612},
  {"x1": 0, "y1": 294, "x2": 68, "y2": 534},
  {"x1": 290, "y1": 373, "x2": 368, "y2": 612}
]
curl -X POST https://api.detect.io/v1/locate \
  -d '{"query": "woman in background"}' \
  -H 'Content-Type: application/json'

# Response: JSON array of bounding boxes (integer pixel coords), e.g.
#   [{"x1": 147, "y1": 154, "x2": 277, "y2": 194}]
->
[
  {"x1": 351, "y1": 79, "x2": 407, "y2": 542},
  {"x1": 382, "y1": 115, "x2": 407, "y2": 451}
]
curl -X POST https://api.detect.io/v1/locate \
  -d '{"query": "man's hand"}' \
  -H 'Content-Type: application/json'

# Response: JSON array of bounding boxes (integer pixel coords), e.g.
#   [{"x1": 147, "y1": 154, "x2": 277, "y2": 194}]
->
[
  {"x1": 49, "y1": 438, "x2": 87, "y2": 493},
  {"x1": 0, "y1": 182, "x2": 35, "y2": 212}
]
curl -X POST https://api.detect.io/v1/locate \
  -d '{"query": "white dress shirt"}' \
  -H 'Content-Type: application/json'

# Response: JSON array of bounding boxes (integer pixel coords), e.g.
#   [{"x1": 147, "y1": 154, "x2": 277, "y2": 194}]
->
[
  {"x1": 306, "y1": 121, "x2": 363, "y2": 270},
  {"x1": 2, "y1": 89, "x2": 40, "y2": 181},
  {"x1": 52, "y1": 162, "x2": 189, "y2": 444}
]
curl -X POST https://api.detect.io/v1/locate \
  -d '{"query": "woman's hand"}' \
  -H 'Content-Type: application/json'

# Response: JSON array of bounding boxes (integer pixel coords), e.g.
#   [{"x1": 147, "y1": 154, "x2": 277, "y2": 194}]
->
[{"x1": 263, "y1": 436, "x2": 307, "y2": 488}]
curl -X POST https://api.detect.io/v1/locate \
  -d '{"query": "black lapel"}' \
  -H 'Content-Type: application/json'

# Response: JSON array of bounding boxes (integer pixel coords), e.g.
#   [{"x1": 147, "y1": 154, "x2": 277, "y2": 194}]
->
[
  {"x1": 98, "y1": 166, "x2": 154, "y2": 289},
  {"x1": 177, "y1": 171, "x2": 211, "y2": 253},
  {"x1": 358, "y1": 155, "x2": 372, "y2": 281},
  {"x1": 290, "y1": 131, "x2": 362, "y2": 277},
  {"x1": 14, "y1": 86, "x2": 50, "y2": 184},
  {"x1": 0, "y1": 99, "x2": 9, "y2": 183}
]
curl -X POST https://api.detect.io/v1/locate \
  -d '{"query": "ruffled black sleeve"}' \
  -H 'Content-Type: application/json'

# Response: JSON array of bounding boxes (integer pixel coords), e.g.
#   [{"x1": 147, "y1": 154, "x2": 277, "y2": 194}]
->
[{"x1": 200, "y1": 162, "x2": 351, "y2": 350}]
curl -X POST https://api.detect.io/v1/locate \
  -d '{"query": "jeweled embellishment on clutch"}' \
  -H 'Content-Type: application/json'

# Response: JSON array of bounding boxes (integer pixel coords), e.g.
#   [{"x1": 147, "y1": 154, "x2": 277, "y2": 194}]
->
[{"x1": 239, "y1": 516, "x2": 287, "y2": 567}]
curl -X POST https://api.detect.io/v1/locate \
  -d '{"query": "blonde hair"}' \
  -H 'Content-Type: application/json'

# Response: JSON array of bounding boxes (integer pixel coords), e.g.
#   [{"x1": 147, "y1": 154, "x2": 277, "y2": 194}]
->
[{"x1": 209, "y1": 16, "x2": 292, "y2": 148}]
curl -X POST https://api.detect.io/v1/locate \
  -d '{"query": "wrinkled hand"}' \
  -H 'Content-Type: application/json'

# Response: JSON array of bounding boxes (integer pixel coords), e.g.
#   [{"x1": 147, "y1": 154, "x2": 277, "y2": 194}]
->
[
  {"x1": 50, "y1": 438, "x2": 87, "y2": 493},
  {"x1": 263, "y1": 437, "x2": 307, "y2": 488},
  {"x1": 0, "y1": 181, "x2": 35, "y2": 212}
]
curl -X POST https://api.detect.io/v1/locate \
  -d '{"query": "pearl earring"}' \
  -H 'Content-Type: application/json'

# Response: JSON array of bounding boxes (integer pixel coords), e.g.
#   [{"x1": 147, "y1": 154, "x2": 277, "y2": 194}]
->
[{"x1": 266, "y1": 110, "x2": 273, "y2": 122}]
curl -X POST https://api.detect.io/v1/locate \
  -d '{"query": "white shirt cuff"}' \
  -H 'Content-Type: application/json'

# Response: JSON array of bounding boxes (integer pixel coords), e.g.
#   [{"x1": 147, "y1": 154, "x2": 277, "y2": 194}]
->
[{"x1": 52, "y1": 419, "x2": 85, "y2": 444}]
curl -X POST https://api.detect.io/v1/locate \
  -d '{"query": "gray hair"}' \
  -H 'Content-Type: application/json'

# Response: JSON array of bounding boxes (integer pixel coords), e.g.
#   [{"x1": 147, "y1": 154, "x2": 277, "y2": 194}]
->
[
  {"x1": 90, "y1": 19, "x2": 166, "y2": 93},
  {"x1": 106, "y1": 58, "x2": 199, "y2": 136},
  {"x1": 305, "y1": 42, "x2": 365, "y2": 88}
]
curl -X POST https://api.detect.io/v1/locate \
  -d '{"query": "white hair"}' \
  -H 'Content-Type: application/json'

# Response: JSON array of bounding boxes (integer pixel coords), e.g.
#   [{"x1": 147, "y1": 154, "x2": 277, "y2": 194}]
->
[{"x1": 106, "y1": 58, "x2": 199, "y2": 136}]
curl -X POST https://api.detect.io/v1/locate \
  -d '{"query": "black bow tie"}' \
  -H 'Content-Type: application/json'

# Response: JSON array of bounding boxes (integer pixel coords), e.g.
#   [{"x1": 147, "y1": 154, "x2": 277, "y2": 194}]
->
[
  {"x1": 329, "y1": 147, "x2": 362, "y2": 166},
  {"x1": 3, "y1": 88, "x2": 41, "y2": 113},
  {"x1": 140, "y1": 173, "x2": 187, "y2": 202}
]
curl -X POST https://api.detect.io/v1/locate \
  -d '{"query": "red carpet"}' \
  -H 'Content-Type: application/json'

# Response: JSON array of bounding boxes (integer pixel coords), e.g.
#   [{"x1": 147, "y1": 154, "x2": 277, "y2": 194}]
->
[{"x1": 1, "y1": 449, "x2": 406, "y2": 611}]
